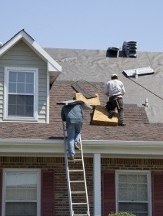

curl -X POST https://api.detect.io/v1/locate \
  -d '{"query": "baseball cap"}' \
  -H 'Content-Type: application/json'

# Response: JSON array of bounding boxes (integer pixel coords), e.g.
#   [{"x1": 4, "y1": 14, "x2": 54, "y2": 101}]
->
[{"x1": 111, "y1": 74, "x2": 118, "y2": 79}]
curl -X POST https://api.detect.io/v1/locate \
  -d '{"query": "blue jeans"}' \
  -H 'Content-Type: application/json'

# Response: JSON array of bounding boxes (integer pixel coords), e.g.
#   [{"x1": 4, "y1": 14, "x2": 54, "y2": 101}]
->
[{"x1": 66, "y1": 122, "x2": 82, "y2": 157}]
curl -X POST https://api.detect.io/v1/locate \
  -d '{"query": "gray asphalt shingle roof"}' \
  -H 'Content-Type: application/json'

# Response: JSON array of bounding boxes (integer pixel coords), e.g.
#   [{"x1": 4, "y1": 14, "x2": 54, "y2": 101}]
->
[
  {"x1": 1, "y1": 47, "x2": 163, "y2": 141},
  {"x1": 45, "y1": 48, "x2": 163, "y2": 124}
]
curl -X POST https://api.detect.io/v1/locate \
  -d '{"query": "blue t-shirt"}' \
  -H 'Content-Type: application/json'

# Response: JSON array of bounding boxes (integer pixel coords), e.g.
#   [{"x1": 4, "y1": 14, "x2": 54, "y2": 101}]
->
[{"x1": 61, "y1": 104, "x2": 84, "y2": 127}]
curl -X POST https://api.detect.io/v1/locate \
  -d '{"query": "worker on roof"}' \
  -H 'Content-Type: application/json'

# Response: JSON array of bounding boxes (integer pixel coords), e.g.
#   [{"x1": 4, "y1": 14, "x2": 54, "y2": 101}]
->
[
  {"x1": 61, "y1": 101, "x2": 84, "y2": 160},
  {"x1": 104, "y1": 74, "x2": 126, "y2": 126}
]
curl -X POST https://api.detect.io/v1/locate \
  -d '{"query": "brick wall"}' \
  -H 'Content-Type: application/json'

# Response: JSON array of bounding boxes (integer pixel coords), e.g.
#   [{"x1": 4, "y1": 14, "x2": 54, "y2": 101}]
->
[
  {"x1": 1, "y1": 157, "x2": 163, "y2": 216},
  {"x1": 102, "y1": 158, "x2": 163, "y2": 170},
  {"x1": 102, "y1": 158, "x2": 163, "y2": 216},
  {"x1": 0, "y1": 156, "x2": 93, "y2": 216}
]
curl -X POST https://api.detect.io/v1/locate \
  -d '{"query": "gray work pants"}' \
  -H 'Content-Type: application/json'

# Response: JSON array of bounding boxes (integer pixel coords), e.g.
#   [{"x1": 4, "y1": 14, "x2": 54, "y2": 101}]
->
[{"x1": 106, "y1": 96, "x2": 124, "y2": 124}]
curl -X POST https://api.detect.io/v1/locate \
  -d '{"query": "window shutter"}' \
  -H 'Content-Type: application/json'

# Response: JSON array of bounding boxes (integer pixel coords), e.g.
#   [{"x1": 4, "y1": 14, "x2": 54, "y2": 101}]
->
[
  {"x1": 102, "y1": 172, "x2": 115, "y2": 215},
  {"x1": 152, "y1": 172, "x2": 163, "y2": 216},
  {"x1": 41, "y1": 171, "x2": 54, "y2": 216}
]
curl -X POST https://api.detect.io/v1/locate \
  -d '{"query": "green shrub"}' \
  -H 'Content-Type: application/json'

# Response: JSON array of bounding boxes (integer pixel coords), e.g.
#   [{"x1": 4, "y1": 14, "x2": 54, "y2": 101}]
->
[{"x1": 108, "y1": 212, "x2": 136, "y2": 216}]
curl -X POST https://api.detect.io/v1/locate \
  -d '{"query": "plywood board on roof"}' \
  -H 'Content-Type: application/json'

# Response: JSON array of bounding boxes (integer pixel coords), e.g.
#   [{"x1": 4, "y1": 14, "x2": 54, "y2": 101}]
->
[
  {"x1": 91, "y1": 105, "x2": 118, "y2": 126},
  {"x1": 57, "y1": 100, "x2": 92, "y2": 109},
  {"x1": 75, "y1": 93, "x2": 100, "y2": 106}
]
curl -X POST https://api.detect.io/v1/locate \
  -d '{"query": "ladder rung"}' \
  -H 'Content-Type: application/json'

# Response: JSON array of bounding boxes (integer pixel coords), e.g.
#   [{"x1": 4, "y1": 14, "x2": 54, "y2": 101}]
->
[
  {"x1": 70, "y1": 180, "x2": 84, "y2": 183},
  {"x1": 74, "y1": 214, "x2": 89, "y2": 216},
  {"x1": 71, "y1": 191, "x2": 86, "y2": 194},
  {"x1": 74, "y1": 158, "x2": 82, "y2": 161},
  {"x1": 69, "y1": 169, "x2": 83, "y2": 172},
  {"x1": 68, "y1": 158, "x2": 82, "y2": 161},
  {"x1": 72, "y1": 202, "x2": 87, "y2": 205},
  {"x1": 68, "y1": 159, "x2": 82, "y2": 162}
]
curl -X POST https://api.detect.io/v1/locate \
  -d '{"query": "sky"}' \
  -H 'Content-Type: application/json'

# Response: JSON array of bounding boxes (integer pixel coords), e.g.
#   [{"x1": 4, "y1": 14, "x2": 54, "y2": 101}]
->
[{"x1": 1, "y1": 0, "x2": 163, "y2": 52}]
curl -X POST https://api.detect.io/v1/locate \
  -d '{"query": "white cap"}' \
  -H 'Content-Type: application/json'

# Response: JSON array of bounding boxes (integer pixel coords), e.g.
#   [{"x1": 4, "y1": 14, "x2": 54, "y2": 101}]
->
[{"x1": 111, "y1": 74, "x2": 118, "y2": 79}]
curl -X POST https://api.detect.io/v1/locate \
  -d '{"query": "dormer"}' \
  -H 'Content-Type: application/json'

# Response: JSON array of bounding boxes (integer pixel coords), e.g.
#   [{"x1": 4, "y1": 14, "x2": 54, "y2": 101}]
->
[{"x1": 0, "y1": 29, "x2": 62, "y2": 123}]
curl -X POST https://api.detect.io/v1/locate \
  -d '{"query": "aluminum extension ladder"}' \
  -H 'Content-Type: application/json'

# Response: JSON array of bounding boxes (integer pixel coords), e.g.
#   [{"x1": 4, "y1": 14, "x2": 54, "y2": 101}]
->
[{"x1": 63, "y1": 122, "x2": 90, "y2": 216}]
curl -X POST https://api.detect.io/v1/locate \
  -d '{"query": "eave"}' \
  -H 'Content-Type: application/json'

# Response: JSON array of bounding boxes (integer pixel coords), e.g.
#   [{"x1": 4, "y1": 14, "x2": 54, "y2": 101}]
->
[{"x1": 0, "y1": 138, "x2": 163, "y2": 159}]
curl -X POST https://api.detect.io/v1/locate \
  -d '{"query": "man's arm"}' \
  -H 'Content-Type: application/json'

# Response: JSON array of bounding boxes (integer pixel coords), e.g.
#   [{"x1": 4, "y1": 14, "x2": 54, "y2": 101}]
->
[
  {"x1": 61, "y1": 107, "x2": 66, "y2": 121},
  {"x1": 104, "y1": 83, "x2": 109, "y2": 96},
  {"x1": 121, "y1": 83, "x2": 126, "y2": 95},
  {"x1": 81, "y1": 107, "x2": 84, "y2": 120}
]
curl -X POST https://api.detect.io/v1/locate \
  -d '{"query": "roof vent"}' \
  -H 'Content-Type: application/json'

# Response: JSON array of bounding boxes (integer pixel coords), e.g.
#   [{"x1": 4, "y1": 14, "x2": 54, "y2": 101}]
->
[
  {"x1": 106, "y1": 47, "x2": 119, "y2": 58},
  {"x1": 122, "y1": 41, "x2": 137, "y2": 58},
  {"x1": 145, "y1": 98, "x2": 148, "y2": 107},
  {"x1": 134, "y1": 70, "x2": 138, "y2": 78},
  {"x1": 123, "y1": 67, "x2": 154, "y2": 77}
]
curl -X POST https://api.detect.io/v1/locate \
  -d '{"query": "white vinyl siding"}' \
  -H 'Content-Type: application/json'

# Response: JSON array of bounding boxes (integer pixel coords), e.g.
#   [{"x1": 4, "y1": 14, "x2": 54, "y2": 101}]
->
[
  {"x1": 116, "y1": 170, "x2": 152, "y2": 216},
  {"x1": 0, "y1": 40, "x2": 48, "y2": 123},
  {"x1": 2, "y1": 169, "x2": 41, "y2": 216}
]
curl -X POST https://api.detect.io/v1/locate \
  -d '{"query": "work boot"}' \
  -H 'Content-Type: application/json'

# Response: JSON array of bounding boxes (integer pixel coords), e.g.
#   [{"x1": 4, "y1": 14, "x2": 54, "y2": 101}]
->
[
  {"x1": 69, "y1": 155, "x2": 74, "y2": 160},
  {"x1": 75, "y1": 143, "x2": 81, "y2": 150},
  {"x1": 118, "y1": 123, "x2": 126, "y2": 126},
  {"x1": 108, "y1": 111, "x2": 115, "y2": 118}
]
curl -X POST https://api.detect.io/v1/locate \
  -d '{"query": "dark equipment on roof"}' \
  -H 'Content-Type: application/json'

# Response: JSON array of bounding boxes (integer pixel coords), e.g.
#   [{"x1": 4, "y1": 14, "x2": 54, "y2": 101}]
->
[
  {"x1": 106, "y1": 47, "x2": 119, "y2": 57},
  {"x1": 122, "y1": 41, "x2": 137, "y2": 58}
]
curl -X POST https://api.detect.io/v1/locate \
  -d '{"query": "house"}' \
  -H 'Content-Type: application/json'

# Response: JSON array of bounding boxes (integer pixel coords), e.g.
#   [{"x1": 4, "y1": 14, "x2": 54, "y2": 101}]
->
[{"x1": 0, "y1": 29, "x2": 163, "y2": 216}]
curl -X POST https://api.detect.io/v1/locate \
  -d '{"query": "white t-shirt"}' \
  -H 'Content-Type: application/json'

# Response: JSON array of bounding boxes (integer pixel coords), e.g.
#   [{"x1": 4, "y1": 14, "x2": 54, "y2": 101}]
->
[{"x1": 104, "y1": 79, "x2": 125, "y2": 97}]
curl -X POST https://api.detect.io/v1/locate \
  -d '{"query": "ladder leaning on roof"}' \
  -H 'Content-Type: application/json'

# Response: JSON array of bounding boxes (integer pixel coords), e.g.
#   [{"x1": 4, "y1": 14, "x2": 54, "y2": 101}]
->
[{"x1": 62, "y1": 121, "x2": 90, "y2": 216}]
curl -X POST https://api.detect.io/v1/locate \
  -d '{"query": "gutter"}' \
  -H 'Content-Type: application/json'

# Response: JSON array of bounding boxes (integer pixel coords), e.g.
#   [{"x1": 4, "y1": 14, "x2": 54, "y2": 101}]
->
[{"x1": 0, "y1": 138, "x2": 162, "y2": 158}]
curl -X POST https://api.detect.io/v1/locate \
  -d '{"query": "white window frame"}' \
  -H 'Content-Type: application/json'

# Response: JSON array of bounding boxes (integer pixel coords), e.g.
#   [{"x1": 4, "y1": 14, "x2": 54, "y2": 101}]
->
[
  {"x1": 2, "y1": 168, "x2": 41, "y2": 216},
  {"x1": 115, "y1": 170, "x2": 152, "y2": 216},
  {"x1": 4, "y1": 67, "x2": 38, "y2": 121}
]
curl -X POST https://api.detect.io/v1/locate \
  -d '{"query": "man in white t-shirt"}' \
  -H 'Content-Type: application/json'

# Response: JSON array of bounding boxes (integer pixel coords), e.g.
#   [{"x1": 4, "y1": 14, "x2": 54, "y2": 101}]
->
[{"x1": 104, "y1": 74, "x2": 126, "y2": 126}]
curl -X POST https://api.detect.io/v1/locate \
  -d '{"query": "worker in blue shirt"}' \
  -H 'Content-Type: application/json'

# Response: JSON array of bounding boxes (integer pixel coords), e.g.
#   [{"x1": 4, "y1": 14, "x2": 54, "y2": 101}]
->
[{"x1": 61, "y1": 102, "x2": 84, "y2": 160}]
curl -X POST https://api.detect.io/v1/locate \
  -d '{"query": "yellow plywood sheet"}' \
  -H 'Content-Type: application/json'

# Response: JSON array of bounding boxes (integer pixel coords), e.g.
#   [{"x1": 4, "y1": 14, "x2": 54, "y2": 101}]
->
[
  {"x1": 75, "y1": 93, "x2": 100, "y2": 106},
  {"x1": 92, "y1": 105, "x2": 118, "y2": 126}
]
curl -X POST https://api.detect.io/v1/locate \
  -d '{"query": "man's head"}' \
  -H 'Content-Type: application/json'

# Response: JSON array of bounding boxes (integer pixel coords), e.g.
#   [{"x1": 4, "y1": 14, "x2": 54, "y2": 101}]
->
[{"x1": 111, "y1": 74, "x2": 118, "y2": 80}]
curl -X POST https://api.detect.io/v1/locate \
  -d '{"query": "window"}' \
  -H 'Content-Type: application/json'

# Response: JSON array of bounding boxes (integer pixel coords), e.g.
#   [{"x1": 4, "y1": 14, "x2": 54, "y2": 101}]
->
[
  {"x1": 116, "y1": 170, "x2": 151, "y2": 216},
  {"x1": 2, "y1": 169, "x2": 41, "y2": 216},
  {"x1": 4, "y1": 67, "x2": 38, "y2": 121}
]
